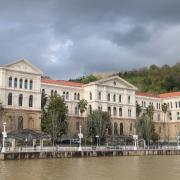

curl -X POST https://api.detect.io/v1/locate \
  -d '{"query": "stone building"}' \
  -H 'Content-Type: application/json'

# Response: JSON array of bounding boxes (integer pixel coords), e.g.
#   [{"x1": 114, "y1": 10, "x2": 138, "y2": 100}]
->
[
  {"x1": 0, "y1": 59, "x2": 42, "y2": 132},
  {"x1": 0, "y1": 59, "x2": 180, "y2": 141}
]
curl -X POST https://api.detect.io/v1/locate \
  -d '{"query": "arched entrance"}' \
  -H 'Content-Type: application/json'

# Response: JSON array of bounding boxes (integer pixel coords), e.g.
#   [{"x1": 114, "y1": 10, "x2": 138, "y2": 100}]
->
[
  {"x1": 120, "y1": 123, "x2": 123, "y2": 135},
  {"x1": 114, "y1": 122, "x2": 118, "y2": 135},
  {"x1": 18, "y1": 116, "x2": 23, "y2": 130}
]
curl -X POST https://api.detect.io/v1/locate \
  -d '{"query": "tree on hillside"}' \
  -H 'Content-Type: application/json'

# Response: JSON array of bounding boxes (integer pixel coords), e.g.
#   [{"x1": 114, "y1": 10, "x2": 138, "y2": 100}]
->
[
  {"x1": 42, "y1": 94, "x2": 68, "y2": 143},
  {"x1": 87, "y1": 110, "x2": 112, "y2": 144}
]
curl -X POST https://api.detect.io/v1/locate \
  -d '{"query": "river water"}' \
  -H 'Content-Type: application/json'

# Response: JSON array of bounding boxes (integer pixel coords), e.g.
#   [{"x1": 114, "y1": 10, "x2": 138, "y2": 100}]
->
[{"x1": 1, "y1": 156, "x2": 180, "y2": 180}]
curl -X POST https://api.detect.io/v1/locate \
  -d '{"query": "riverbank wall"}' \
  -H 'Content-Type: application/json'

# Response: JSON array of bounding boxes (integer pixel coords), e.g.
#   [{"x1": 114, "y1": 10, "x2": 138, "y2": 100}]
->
[{"x1": 1, "y1": 149, "x2": 180, "y2": 160}]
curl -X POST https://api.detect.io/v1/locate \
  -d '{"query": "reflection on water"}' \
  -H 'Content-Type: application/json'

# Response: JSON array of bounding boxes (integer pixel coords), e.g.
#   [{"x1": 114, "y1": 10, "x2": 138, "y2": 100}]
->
[{"x1": 1, "y1": 156, "x2": 180, "y2": 180}]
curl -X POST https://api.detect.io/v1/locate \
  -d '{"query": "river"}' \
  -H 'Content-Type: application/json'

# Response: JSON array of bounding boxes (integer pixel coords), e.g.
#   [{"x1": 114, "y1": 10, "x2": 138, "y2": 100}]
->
[{"x1": 1, "y1": 156, "x2": 180, "y2": 180}]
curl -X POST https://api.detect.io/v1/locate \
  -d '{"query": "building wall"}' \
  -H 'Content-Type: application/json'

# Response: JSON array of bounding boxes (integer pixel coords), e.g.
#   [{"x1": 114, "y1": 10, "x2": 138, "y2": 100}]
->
[
  {"x1": 0, "y1": 60, "x2": 42, "y2": 132},
  {"x1": 0, "y1": 60, "x2": 180, "y2": 142}
]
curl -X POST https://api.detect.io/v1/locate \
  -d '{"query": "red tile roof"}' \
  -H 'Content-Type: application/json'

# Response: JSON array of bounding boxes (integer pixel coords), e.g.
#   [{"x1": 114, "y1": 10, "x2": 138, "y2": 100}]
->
[
  {"x1": 41, "y1": 78, "x2": 83, "y2": 87},
  {"x1": 159, "y1": 91, "x2": 180, "y2": 98},
  {"x1": 136, "y1": 92, "x2": 160, "y2": 98}
]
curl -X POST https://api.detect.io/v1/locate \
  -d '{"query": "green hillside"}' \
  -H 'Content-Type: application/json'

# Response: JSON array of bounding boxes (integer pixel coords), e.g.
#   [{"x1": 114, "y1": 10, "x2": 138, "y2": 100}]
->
[{"x1": 69, "y1": 63, "x2": 180, "y2": 93}]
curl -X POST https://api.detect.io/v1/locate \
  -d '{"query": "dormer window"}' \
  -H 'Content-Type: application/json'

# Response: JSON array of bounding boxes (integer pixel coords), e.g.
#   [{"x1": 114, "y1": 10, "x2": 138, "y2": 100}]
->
[{"x1": 113, "y1": 81, "x2": 116, "y2": 86}]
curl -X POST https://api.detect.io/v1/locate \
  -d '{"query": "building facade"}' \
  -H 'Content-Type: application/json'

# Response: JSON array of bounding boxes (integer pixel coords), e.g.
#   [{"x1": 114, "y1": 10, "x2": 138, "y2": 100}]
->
[
  {"x1": 0, "y1": 59, "x2": 180, "y2": 141},
  {"x1": 0, "y1": 59, "x2": 42, "y2": 132}
]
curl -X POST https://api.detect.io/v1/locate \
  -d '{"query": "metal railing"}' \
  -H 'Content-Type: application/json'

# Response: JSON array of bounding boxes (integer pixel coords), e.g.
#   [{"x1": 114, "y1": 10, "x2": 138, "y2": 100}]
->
[{"x1": 2, "y1": 145, "x2": 180, "y2": 153}]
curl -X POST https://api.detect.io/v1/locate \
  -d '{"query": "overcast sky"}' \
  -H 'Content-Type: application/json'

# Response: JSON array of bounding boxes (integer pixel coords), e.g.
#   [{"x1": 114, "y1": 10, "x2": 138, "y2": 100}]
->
[{"x1": 0, "y1": 0, "x2": 180, "y2": 79}]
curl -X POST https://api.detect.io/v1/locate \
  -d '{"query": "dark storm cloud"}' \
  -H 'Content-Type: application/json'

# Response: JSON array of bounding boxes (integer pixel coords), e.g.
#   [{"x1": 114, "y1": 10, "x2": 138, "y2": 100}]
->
[{"x1": 0, "y1": 0, "x2": 180, "y2": 79}]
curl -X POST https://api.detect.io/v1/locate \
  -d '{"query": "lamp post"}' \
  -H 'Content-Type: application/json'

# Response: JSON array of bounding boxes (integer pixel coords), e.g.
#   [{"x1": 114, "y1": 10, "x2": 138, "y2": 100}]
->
[
  {"x1": 177, "y1": 133, "x2": 180, "y2": 150},
  {"x1": 133, "y1": 134, "x2": 138, "y2": 150},
  {"x1": 96, "y1": 135, "x2": 99, "y2": 147},
  {"x1": 1, "y1": 122, "x2": 7, "y2": 153},
  {"x1": 78, "y1": 125, "x2": 83, "y2": 151},
  {"x1": 25, "y1": 137, "x2": 28, "y2": 152}
]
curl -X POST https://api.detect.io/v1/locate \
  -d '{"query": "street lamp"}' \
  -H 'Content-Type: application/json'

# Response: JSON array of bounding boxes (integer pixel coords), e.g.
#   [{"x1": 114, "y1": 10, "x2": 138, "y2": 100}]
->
[
  {"x1": 1, "y1": 122, "x2": 7, "y2": 153},
  {"x1": 177, "y1": 133, "x2": 180, "y2": 150},
  {"x1": 96, "y1": 135, "x2": 99, "y2": 147},
  {"x1": 78, "y1": 125, "x2": 83, "y2": 151},
  {"x1": 133, "y1": 134, "x2": 138, "y2": 150}
]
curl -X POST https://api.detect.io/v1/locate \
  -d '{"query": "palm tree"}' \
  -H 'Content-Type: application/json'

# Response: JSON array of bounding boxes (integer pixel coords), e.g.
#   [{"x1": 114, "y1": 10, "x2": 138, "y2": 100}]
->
[
  {"x1": 78, "y1": 99, "x2": 88, "y2": 115},
  {"x1": 161, "y1": 103, "x2": 168, "y2": 142},
  {"x1": 146, "y1": 104, "x2": 154, "y2": 121},
  {"x1": 41, "y1": 91, "x2": 48, "y2": 131},
  {"x1": 78, "y1": 99, "x2": 88, "y2": 145},
  {"x1": 136, "y1": 102, "x2": 142, "y2": 117}
]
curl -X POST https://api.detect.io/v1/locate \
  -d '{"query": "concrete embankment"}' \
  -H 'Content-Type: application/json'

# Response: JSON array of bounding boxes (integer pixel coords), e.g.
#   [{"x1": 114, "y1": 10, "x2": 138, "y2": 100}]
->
[{"x1": 1, "y1": 149, "x2": 180, "y2": 160}]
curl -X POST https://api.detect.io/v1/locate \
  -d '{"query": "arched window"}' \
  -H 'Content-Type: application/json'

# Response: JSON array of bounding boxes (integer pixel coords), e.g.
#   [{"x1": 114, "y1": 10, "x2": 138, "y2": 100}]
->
[
  {"x1": 9, "y1": 77, "x2": 12, "y2": 87},
  {"x1": 128, "y1": 96, "x2": 131, "y2": 104},
  {"x1": 108, "y1": 107, "x2": 111, "y2": 115},
  {"x1": 169, "y1": 112, "x2": 172, "y2": 120},
  {"x1": 89, "y1": 105, "x2": 92, "y2": 113},
  {"x1": 8, "y1": 93, "x2": 12, "y2": 105},
  {"x1": 19, "y1": 79, "x2": 23, "y2": 88},
  {"x1": 29, "y1": 80, "x2": 33, "y2": 90},
  {"x1": 113, "y1": 107, "x2": 117, "y2": 116},
  {"x1": 66, "y1": 92, "x2": 69, "y2": 100},
  {"x1": 14, "y1": 78, "x2": 18, "y2": 88},
  {"x1": 63, "y1": 91, "x2": 65, "y2": 99},
  {"x1": 113, "y1": 94, "x2": 116, "y2": 102},
  {"x1": 77, "y1": 93, "x2": 80, "y2": 100},
  {"x1": 42, "y1": 89, "x2": 45, "y2": 94},
  {"x1": 18, "y1": 116, "x2": 23, "y2": 130},
  {"x1": 51, "y1": 90, "x2": 54, "y2": 96},
  {"x1": 159, "y1": 126, "x2": 161, "y2": 134},
  {"x1": 24, "y1": 79, "x2": 28, "y2": 89},
  {"x1": 74, "y1": 93, "x2": 77, "y2": 100},
  {"x1": 177, "y1": 112, "x2": 180, "y2": 120},
  {"x1": 90, "y1": 92, "x2": 92, "y2": 100},
  {"x1": 29, "y1": 95, "x2": 33, "y2": 107},
  {"x1": 119, "y1": 95, "x2": 121, "y2": 103},
  {"x1": 98, "y1": 92, "x2": 101, "y2": 100},
  {"x1": 128, "y1": 109, "x2": 131, "y2": 117},
  {"x1": 175, "y1": 102, "x2": 178, "y2": 108},
  {"x1": 119, "y1": 108, "x2": 122, "y2": 117},
  {"x1": 75, "y1": 106, "x2": 79, "y2": 115},
  {"x1": 120, "y1": 123, "x2": 123, "y2": 135},
  {"x1": 107, "y1": 93, "x2": 110, "y2": 101},
  {"x1": 54, "y1": 90, "x2": 57, "y2": 95},
  {"x1": 114, "y1": 122, "x2": 118, "y2": 135},
  {"x1": 130, "y1": 123, "x2": 132, "y2": 132},
  {"x1": 19, "y1": 94, "x2": 23, "y2": 106}
]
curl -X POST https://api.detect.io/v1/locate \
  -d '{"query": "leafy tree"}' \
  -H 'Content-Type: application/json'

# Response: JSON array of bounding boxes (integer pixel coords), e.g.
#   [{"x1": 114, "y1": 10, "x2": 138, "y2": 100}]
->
[
  {"x1": 42, "y1": 94, "x2": 68, "y2": 142},
  {"x1": 137, "y1": 105, "x2": 157, "y2": 145},
  {"x1": 87, "y1": 110, "x2": 112, "y2": 144},
  {"x1": 137, "y1": 114, "x2": 155, "y2": 145}
]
